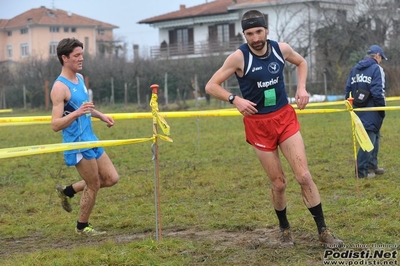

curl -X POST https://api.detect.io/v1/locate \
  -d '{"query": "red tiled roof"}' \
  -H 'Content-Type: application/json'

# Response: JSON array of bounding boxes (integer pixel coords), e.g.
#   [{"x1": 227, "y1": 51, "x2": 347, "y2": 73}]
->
[
  {"x1": 138, "y1": 0, "x2": 355, "y2": 24},
  {"x1": 0, "y1": 6, "x2": 118, "y2": 30},
  {"x1": 229, "y1": 0, "x2": 281, "y2": 8},
  {"x1": 0, "y1": 19, "x2": 8, "y2": 28},
  {"x1": 228, "y1": 0, "x2": 355, "y2": 9},
  {"x1": 138, "y1": 0, "x2": 242, "y2": 24}
]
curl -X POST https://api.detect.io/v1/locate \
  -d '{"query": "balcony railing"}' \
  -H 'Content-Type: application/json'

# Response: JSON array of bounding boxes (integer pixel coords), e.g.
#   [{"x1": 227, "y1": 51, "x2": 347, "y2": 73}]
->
[{"x1": 149, "y1": 40, "x2": 244, "y2": 59}]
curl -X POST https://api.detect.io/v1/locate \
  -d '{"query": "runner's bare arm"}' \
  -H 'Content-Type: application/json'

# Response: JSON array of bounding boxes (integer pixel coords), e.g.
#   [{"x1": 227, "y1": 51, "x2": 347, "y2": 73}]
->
[
  {"x1": 279, "y1": 42, "x2": 308, "y2": 110},
  {"x1": 91, "y1": 109, "x2": 115, "y2": 128},
  {"x1": 206, "y1": 50, "x2": 257, "y2": 114}
]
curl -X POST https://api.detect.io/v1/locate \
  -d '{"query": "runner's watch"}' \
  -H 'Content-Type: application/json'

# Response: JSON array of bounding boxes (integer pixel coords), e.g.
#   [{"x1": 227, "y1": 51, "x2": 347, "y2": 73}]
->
[{"x1": 228, "y1": 94, "x2": 236, "y2": 104}]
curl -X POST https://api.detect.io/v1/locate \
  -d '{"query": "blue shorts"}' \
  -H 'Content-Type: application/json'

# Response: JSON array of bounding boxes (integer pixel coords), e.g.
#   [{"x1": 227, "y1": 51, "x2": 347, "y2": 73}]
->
[{"x1": 64, "y1": 147, "x2": 104, "y2": 166}]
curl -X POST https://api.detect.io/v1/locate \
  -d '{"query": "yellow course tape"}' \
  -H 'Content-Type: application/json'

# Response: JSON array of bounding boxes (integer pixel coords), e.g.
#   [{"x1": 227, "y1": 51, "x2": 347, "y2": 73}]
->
[
  {"x1": 0, "y1": 116, "x2": 52, "y2": 124},
  {"x1": 0, "y1": 121, "x2": 50, "y2": 127},
  {"x1": 0, "y1": 109, "x2": 12, "y2": 113},
  {"x1": 2, "y1": 94, "x2": 400, "y2": 126},
  {"x1": 0, "y1": 110, "x2": 240, "y2": 126},
  {"x1": 0, "y1": 93, "x2": 395, "y2": 158},
  {"x1": 0, "y1": 92, "x2": 176, "y2": 159},
  {"x1": 150, "y1": 92, "x2": 170, "y2": 135},
  {"x1": 344, "y1": 100, "x2": 373, "y2": 152},
  {"x1": 353, "y1": 106, "x2": 400, "y2": 112},
  {"x1": 0, "y1": 138, "x2": 154, "y2": 159}
]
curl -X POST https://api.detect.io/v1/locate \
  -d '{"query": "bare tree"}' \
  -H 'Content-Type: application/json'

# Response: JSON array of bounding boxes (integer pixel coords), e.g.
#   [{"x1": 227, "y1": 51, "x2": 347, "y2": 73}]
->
[
  {"x1": 266, "y1": 3, "x2": 317, "y2": 96},
  {"x1": 0, "y1": 61, "x2": 15, "y2": 108},
  {"x1": 313, "y1": 0, "x2": 400, "y2": 95}
]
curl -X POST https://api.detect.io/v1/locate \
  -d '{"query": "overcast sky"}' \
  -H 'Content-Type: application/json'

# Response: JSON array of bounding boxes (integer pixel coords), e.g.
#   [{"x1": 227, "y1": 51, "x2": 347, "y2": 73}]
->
[{"x1": 0, "y1": 0, "x2": 207, "y2": 58}]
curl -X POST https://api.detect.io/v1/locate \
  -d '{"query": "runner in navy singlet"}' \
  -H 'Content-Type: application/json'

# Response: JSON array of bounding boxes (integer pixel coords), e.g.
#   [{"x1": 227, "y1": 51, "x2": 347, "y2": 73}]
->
[{"x1": 205, "y1": 10, "x2": 343, "y2": 248}]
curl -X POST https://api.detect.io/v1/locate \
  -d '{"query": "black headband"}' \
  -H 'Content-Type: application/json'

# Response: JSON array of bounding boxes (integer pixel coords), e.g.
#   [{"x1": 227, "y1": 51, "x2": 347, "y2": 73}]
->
[{"x1": 241, "y1": 17, "x2": 267, "y2": 31}]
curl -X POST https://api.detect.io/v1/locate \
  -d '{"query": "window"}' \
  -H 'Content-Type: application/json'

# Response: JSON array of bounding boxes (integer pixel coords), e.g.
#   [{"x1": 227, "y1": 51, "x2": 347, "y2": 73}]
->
[
  {"x1": 84, "y1": 37, "x2": 89, "y2": 54},
  {"x1": 64, "y1": 27, "x2": 69, "y2": 32},
  {"x1": 177, "y1": 29, "x2": 189, "y2": 48},
  {"x1": 98, "y1": 29, "x2": 104, "y2": 35},
  {"x1": 21, "y1": 43, "x2": 29, "y2": 57},
  {"x1": 337, "y1": 10, "x2": 347, "y2": 23},
  {"x1": 7, "y1": 31, "x2": 12, "y2": 36},
  {"x1": 71, "y1": 28, "x2": 76, "y2": 32},
  {"x1": 49, "y1": 41, "x2": 58, "y2": 56},
  {"x1": 217, "y1": 24, "x2": 230, "y2": 43},
  {"x1": 50, "y1": 27, "x2": 60, "y2": 32},
  {"x1": 168, "y1": 27, "x2": 194, "y2": 55},
  {"x1": 393, "y1": 20, "x2": 400, "y2": 35},
  {"x1": 208, "y1": 23, "x2": 235, "y2": 49},
  {"x1": 20, "y1": 28, "x2": 28, "y2": 34},
  {"x1": 7, "y1": 45, "x2": 12, "y2": 59}
]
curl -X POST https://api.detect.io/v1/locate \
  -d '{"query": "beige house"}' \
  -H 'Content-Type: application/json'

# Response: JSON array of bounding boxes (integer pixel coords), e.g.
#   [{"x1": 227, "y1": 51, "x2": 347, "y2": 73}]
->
[{"x1": 0, "y1": 6, "x2": 118, "y2": 62}]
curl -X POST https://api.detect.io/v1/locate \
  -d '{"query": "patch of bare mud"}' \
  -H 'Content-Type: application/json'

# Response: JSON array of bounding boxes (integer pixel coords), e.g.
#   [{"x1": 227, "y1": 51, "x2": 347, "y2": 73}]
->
[{"x1": 0, "y1": 227, "x2": 318, "y2": 258}]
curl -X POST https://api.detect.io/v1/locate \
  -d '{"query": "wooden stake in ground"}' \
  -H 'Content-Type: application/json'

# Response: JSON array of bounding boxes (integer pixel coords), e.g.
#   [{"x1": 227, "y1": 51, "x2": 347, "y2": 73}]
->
[{"x1": 150, "y1": 84, "x2": 162, "y2": 241}]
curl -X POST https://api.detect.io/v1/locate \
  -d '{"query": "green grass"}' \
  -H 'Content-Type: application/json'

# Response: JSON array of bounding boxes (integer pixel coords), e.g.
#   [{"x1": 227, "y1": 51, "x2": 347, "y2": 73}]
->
[{"x1": 0, "y1": 102, "x2": 399, "y2": 265}]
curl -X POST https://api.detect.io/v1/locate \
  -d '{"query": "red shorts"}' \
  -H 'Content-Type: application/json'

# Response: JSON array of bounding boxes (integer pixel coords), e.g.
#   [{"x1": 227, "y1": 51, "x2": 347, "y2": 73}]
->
[{"x1": 243, "y1": 104, "x2": 300, "y2": 151}]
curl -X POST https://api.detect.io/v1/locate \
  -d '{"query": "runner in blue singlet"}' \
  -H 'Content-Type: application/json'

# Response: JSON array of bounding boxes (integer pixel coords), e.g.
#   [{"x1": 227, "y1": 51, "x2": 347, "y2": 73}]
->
[{"x1": 51, "y1": 38, "x2": 119, "y2": 236}]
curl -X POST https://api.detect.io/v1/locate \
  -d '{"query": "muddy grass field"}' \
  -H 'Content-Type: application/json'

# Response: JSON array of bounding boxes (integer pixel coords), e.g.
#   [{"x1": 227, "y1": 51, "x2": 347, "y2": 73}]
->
[{"x1": 0, "y1": 107, "x2": 399, "y2": 265}]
